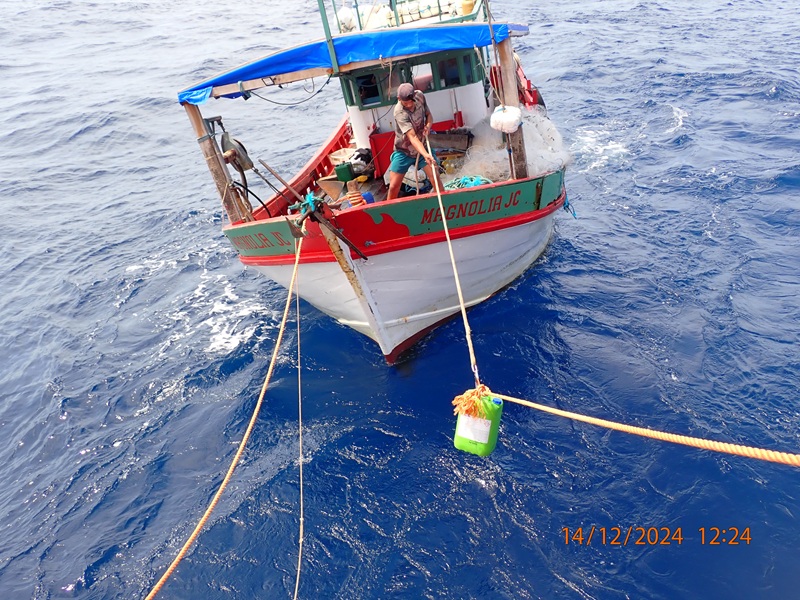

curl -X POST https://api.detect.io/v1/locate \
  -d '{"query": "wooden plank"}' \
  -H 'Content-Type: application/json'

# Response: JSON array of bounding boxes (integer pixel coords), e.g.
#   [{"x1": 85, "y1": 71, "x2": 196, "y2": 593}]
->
[
  {"x1": 317, "y1": 177, "x2": 345, "y2": 200},
  {"x1": 210, "y1": 50, "x2": 434, "y2": 99},
  {"x1": 429, "y1": 133, "x2": 471, "y2": 151},
  {"x1": 211, "y1": 67, "x2": 334, "y2": 98},
  {"x1": 210, "y1": 42, "x2": 478, "y2": 98},
  {"x1": 337, "y1": 53, "x2": 430, "y2": 73}
]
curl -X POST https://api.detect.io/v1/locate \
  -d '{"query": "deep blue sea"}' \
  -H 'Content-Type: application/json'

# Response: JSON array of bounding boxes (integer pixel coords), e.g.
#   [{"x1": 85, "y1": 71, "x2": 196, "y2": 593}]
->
[{"x1": 1, "y1": 1, "x2": 799, "y2": 598}]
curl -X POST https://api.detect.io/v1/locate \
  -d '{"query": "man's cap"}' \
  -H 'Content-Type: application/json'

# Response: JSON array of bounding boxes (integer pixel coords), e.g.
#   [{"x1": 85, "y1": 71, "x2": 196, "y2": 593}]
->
[{"x1": 397, "y1": 83, "x2": 415, "y2": 100}]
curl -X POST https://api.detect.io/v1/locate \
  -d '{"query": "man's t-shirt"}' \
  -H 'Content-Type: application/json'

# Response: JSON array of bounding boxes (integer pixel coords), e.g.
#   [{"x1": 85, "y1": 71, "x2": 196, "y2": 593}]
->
[{"x1": 393, "y1": 90, "x2": 430, "y2": 157}]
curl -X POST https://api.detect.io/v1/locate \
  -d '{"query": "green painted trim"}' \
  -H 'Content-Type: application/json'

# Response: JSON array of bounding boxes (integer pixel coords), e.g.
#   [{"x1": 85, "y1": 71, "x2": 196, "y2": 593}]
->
[
  {"x1": 224, "y1": 170, "x2": 565, "y2": 259},
  {"x1": 223, "y1": 219, "x2": 297, "y2": 258},
  {"x1": 368, "y1": 173, "x2": 561, "y2": 236}
]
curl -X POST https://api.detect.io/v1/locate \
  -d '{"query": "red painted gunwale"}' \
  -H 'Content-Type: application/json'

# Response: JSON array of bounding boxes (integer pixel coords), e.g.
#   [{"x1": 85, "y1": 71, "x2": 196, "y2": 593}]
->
[{"x1": 238, "y1": 190, "x2": 565, "y2": 266}]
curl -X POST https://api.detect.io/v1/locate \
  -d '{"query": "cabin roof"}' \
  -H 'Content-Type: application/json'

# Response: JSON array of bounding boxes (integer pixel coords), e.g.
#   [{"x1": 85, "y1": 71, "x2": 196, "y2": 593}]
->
[{"x1": 178, "y1": 23, "x2": 520, "y2": 105}]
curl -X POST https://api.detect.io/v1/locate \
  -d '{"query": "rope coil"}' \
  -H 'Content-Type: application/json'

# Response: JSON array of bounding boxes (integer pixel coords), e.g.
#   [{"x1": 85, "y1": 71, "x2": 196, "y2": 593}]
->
[{"x1": 452, "y1": 384, "x2": 492, "y2": 418}]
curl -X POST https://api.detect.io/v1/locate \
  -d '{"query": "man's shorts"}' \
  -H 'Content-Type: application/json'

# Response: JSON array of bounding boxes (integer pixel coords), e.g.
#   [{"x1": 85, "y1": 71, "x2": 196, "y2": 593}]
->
[{"x1": 389, "y1": 149, "x2": 437, "y2": 174}]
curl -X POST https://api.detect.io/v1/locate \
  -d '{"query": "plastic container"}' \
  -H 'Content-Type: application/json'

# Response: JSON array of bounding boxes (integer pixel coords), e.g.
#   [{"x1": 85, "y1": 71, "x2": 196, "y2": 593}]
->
[
  {"x1": 335, "y1": 162, "x2": 355, "y2": 182},
  {"x1": 329, "y1": 148, "x2": 353, "y2": 166},
  {"x1": 453, "y1": 395, "x2": 503, "y2": 456}
]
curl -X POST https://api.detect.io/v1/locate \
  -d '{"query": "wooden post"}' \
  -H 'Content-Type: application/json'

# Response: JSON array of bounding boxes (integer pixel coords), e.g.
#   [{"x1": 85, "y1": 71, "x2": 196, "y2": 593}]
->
[
  {"x1": 183, "y1": 102, "x2": 247, "y2": 223},
  {"x1": 496, "y1": 38, "x2": 528, "y2": 180}
]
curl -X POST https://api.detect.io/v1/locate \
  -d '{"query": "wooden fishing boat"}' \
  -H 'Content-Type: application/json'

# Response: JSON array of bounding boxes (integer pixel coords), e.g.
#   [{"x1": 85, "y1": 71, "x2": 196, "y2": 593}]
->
[{"x1": 178, "y1": 3, "x2": 567, "y2": 363}]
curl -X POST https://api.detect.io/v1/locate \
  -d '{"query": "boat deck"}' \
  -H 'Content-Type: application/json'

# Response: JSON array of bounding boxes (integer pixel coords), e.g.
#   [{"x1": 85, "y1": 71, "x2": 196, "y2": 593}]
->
[{"x1": 316, "y1": 137, "x2": 470, "y2": 209}]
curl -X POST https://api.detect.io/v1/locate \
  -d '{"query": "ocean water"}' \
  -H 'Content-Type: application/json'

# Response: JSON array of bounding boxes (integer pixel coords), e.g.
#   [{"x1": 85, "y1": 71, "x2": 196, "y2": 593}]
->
[{"x1": 1, "y1": 0, "x2": 799, "y2": 598}]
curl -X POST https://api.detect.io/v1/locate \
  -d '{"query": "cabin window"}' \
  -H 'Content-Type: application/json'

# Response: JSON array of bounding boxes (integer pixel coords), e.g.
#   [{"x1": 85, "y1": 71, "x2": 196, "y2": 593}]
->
[
  {"x1": 342, "y1": 62, "x2": 413, "y2": 108},
  {"x1": 340, "y1": 52, "x2": 482, "y2": 108},
  {"x1": 437, "y1": 57, "x2": 461, "y2": 88},
  {"x1": 462, "y1": 54, "x2": 475, "y2": 83},
  {"x1": 411, "y1": 63, "x2": 433, "y2": 92},
  {"x1": 388, "y1": 69, "x2": 403, "y2": 93},
  {"x1": 356, "y1": 74, "x2": 381, "y2": 105}
]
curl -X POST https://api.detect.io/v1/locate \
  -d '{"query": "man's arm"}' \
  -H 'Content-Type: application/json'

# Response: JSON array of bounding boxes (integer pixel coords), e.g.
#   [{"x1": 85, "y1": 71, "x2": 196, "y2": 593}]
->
[
  {"x1": 406, "y1": 129, "x2": 434, "y2": 163},
  {"x1": 411, "y1": 94, "x2": 434, "y2": 159},
  {"x1": 422, "y1": 95, "x2": 433, "y2": 137}
]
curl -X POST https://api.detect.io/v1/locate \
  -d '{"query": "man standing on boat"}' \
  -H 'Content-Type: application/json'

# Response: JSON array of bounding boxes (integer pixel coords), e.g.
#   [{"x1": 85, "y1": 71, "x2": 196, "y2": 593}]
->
[{"x1": 387, "y1": 82, "x2": 443, "y2": 200}]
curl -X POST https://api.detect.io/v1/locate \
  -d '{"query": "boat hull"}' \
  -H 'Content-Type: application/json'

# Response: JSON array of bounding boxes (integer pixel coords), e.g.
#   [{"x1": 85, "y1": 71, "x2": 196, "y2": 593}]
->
[
  {"x1": 251, "y1": 209, "x2": 556, "y2": 361},
  {"x1": 226, "y1": 173, "x2": 565, "y2": 361}
]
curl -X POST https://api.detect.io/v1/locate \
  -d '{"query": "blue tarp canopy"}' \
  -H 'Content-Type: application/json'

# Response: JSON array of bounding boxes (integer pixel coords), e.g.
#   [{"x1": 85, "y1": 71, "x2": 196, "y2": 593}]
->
[{"x1": 178, "y1": 23, "x2": 512, "y2": 105}]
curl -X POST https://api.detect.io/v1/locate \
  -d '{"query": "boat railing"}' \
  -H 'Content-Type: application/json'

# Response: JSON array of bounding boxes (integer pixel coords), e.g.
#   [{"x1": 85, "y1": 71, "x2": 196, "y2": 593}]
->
[
  {"x1": 256, "y1": 115, "x2": 353, "y2": 220},
  {"x1": 325, "y1": 0, "x2": 485, "y2": 34}
]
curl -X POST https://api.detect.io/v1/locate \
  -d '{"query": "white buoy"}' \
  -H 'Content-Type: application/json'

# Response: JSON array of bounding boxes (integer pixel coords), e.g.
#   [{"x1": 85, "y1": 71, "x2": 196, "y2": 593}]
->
[
  {"x1": 337, "y1": 5, "x2": 357, "y2": 32},
  {"x1": 490, "y1": 105, "x2": 523, "y2": 134}
]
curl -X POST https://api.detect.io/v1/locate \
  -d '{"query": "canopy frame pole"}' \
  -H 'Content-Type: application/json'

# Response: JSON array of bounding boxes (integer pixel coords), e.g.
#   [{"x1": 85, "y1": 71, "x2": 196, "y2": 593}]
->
[{"x1": 317, "y1": 0, "x2": 341, "y2": 74}]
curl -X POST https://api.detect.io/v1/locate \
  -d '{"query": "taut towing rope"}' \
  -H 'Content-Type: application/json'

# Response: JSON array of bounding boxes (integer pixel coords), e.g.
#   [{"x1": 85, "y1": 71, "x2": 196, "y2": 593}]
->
[
  {"x1": 426, "y1": 137, "x2": 481, "y2": 389},
  {"x1": 494, "y1": 390, "x2": 800, "y2": 468},
  {"x1": 426, "y1": 135, "x2": 798, "y2": 468},
  {"x1": 292, "y1": 252, "x2": 306, "y2": 600}
]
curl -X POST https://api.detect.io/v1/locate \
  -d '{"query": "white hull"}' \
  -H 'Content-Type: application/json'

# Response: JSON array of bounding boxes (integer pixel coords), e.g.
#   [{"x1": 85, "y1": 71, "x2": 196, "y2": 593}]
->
[{"x1": 252, "y1": 213, "x2": 555, "y2": 358}]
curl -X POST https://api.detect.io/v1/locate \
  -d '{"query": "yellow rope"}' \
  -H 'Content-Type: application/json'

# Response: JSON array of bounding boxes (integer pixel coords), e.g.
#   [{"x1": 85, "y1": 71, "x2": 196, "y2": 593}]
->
[
  {"x1": 145, "y1": 236, "x2": 306, "y2": 600},
  {"x1": 292, "y1": 247, "x2": 305, "y2": 600},
  {"x1": 452, "y1": 384, "x2": 491, "y2": 418},
  {"x1": 496, "y1": 392, "x2": 800, "y2": 468},
  {"x1": 426, "y1": 137, "x2": 481, "y2": 388}
]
